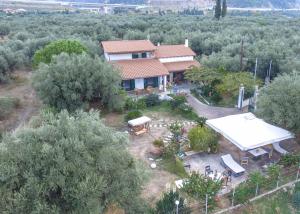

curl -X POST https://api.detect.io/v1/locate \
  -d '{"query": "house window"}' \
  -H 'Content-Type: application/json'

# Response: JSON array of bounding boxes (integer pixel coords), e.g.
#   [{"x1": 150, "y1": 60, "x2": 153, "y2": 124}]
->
[
  {"x1": 144, "y1": 77, "x2": 158, "y2": 88},
  {"x1": 132, "y1": 53, "x2": 139, "y2": 59},
  {"x1": 141, "y1": 52, "x2": 147, "y2": 58},
  {"x1": 122, "y1": 80, "x2": 135, "y2": 91}
]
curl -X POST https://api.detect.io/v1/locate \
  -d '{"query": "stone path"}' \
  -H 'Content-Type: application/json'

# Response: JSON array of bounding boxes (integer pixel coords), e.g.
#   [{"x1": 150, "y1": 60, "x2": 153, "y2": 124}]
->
[
  {"x1": 149, "y1": 120, "x2": 196, "y2": 128},
  {"x1": 186, "y1": 93, "x2": 240, "y2": 119}
]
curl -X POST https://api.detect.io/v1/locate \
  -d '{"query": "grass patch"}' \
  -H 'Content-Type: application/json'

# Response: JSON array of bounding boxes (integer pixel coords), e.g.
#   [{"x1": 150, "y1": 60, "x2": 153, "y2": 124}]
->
[
  {"x1": 161, "y1": 157, "x2": 188, "y2": 178},
  {"x1": 0, "y1": 97, "x2": 20, "y2": 120},
  {"x1": 240, "y1": 190, "x2": 295, "y2": 214}
]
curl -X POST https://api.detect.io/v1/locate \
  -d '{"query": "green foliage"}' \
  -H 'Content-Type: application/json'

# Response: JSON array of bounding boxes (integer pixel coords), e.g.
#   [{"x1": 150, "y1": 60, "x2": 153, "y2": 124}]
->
[
  {"x1": 196, "y1": 116, "x2": 207, "y2": 127},
  {"x1": 161, "y1": 157, "x2": 188, "y2": 178},
  {"x1": 0, "y1": 110, "x2": 146, "y2": 213},
  {"x1": 257, "y1": 72, "x2": 300, "y2": 134},
  {"x1": 182, "y1": 172, "x2": 222, "y2": 204},
  {"x1": 33, "y1": 40, "x2": 87, "y2": 67},
  {"x1": 0, "y1": 97, "x2": 20, "y2": 119},
  {"x1": 145, "y1": 94, "x2": 160, "y2": 107},
  {"x1": 153, "y1": 139, "x2": 164, "y2": 147},
  {"x1": 125, "y1": 110, "x2": 142, "y2": 122},
  {"x1": 170, "y1": 95, "x2": 187, "y2": 109},
  {"x1": 169, "y1": 121, "x2": 183, "y2": 141},
  {"x1": 185, "y1": 66, "x2": 223, "y2": 87},
  {"x1": 234, "y1": 181, "x2": 256, "y2": 204},
  {"x1": 188, "y1": 126, "x2": 218, "y2": 153},
  {"x1": 154, "y1": 191, "x2": 190, "y2": 214},
  {"x1": 125, "y1": 97, "x2": 146, "y2": 110},
  {"x1": 0, "y1": 24, "x2": 10, "y2": 38},
  {"x1": 279, "y1": 154, "x2": 300, "y2": 167},
  {"x1": 292, "y1": 191, "x2": 300, "y2": 210},
  {"x1": 216, "y1": 72, "x2": 262, "y2": 99},
  {"x1": 33, "y1": 53, "x2": 122, "y2": 112},
  {"x1": 234, "y1": 166, "x2": 281, "y2": 205}
]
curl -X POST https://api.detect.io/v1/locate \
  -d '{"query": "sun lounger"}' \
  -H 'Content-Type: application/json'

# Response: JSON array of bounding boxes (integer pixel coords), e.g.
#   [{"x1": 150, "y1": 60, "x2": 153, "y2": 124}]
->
[
  {"x1": 273, "y1": 142, "x2": 289, "y2": 155},
  {"x1": 221, "y1": 154, "x2": 245, "y2": 177}
]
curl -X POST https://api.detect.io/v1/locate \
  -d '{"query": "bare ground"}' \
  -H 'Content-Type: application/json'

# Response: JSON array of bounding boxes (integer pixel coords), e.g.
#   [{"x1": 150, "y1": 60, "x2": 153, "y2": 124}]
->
[
  {"x1": 0, "y1": 70, "x2": 41, "y2": 132},
  {"x1": 128, "y1": 127, "x2": 178, "y2": 205}
]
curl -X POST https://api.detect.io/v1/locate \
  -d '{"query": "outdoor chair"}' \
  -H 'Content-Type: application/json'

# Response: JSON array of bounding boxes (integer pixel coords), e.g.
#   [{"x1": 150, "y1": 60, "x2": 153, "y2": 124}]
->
[
  {"x1": 273, "y1": 142, "x2": 289, "y2": 155},
  {"x1": 205, "y1": 165, "x2": 213, "y2": 176},
  {"x1": 241, "y1": 157, "x2": 249, "y2": 166}
]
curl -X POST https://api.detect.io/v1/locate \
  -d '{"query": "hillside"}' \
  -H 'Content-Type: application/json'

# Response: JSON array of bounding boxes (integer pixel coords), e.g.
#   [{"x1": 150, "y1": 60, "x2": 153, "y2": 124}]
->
[
  {"x1": 228, "y1": 0, "x2": 300, "y2": 8},
  {"x1": 87, "y1": 0, "x2": 300, "y2": 8}
]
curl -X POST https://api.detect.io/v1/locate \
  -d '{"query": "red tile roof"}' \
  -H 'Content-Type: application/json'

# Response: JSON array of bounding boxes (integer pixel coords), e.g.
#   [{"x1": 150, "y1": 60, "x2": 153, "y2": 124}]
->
[
  {"x1": 163, "y1": 60, "x2": 200, "y2": 72},
  {"x1": 155, "y1": 45, "x2": 196, "y2": 58},
  {"x1": 113, "y1": 59, "x2": 169, "y2": 80},
  {"x1": 101, "y1": 40, "x2": 156, "y2": 54}
]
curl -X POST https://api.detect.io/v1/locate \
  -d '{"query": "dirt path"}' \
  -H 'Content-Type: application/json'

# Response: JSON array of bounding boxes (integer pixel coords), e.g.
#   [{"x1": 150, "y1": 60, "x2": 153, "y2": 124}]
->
[
  {"x1": 0, "y1": 70, "x2": 41, "y2": 132},
  {"x1": 128, "y1": 128, "x2": 177, "y2": 205}
]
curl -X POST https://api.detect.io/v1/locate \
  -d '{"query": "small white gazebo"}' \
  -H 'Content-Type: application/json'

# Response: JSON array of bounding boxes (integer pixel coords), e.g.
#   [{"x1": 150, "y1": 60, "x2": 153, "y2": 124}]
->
[
  {"x1": 206, "y1": 113, "x2": 294, "y2": 151},
  {"x1": 128, "y1": 116, "x2": 151, "y2": 136}
]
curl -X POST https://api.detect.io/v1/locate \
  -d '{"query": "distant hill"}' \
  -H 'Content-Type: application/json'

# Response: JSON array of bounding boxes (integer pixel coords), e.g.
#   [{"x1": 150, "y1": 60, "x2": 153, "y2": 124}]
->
[
  {"x1": 228, "y1": 0, "x2": 300, "y2": 8},
  {"x1": 57, "y1": 0, "x2": 300, "y2": 8}
]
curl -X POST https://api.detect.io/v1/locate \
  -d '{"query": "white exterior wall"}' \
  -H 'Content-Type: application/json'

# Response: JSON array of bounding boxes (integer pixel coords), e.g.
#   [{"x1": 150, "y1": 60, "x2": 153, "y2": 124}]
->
[
  {"x1": 105, "y1": 52, "x2": 153, "y2": 62},
  {"x1": 106, "y1": 53, "x2": 132, "y2": 61},
  {"x1": 135, "y1": 78, "x2": 144, "y2": 89},
  {"x1": 159, "y1": 56, "x2": 194, "y2": 63}
]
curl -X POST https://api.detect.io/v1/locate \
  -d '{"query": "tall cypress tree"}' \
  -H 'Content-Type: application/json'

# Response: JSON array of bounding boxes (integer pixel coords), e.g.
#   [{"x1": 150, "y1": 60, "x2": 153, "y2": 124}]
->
[
  {"x1": 222, "y1": 0, "x2": 227, "y2": 17},
  {"x1": 214, "y1": 0, "x2": 221, "y2": 20}
]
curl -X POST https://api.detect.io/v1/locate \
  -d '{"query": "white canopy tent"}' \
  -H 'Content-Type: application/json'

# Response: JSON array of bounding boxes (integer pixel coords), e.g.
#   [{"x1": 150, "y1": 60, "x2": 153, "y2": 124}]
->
[
  {"x1": 206, "y1": 113, "x2": 294, "y2": 151},
  {"x1": 128, "y1": 116, "x2": 151, "y2": 127},
  {"x1": 128, "y1": 116, "x2": 151, "y2": 136}
]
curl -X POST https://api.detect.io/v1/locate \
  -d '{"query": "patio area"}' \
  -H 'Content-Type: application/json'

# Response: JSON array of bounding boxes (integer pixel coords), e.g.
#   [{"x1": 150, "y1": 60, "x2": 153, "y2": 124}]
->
[{"x1": 182, "y1": 137, "x2": 298, "y2": 194}]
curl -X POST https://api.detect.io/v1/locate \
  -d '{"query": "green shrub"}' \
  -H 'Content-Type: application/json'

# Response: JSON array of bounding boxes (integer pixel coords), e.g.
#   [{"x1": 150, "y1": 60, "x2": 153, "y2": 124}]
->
[
  {"x1": 153, "y1": 139, "x2": 164, "y2": 147},
  {"x1": 170, "y1": 95, "x2": 186, "y2": 109},
  {"x1": 0, "y1": 97, "x2": 20, "y2": 119},
  {"x1": 196, "y1": 117, "x2": 207, "y2": 127},
  {"x1": 154, "y1": 191, "x2": 190, "y2": 214},
  {"x1": 182, "y1": 172, "x2": 222, "y2": 205},
  {"x1": 137, "y1": 98, "x2": 146, "y2": 109},
  {"x1": 233, "y1": 182, "x2": 256, "y2": 205},
  {"x1": 178, "y1": 103, "x2": 193, "y2": 113},
  {"x1": 125, "y1": 110, "x2": 142, "y2": 122},
  {"x1": 145, "y1": 94, "x2": 160, "y2": 107},
  {"x1": 124, "y1": 97, "x2": 146, "y2": 110},
  {"x1": 279, "y1": 154, "x2": 300, "y2": 167},
  {"x1": 188, "y1": 126, "x2": 218, "y2": 153},
  {"x1": 292, "y1": 191, "x2": 300, "y2": 210},
  {"x1": 33, "y1": 40, "x2": 87, "y2": 67},
  {"x1": 125, "y1": 97, "x2": 136, "y2": 110}
]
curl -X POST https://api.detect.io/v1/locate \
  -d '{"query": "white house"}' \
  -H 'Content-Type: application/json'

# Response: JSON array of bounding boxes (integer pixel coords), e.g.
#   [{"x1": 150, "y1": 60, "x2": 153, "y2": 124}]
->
[{"x1": 101, "y1": 39, "x2": 199, "y2": 91}]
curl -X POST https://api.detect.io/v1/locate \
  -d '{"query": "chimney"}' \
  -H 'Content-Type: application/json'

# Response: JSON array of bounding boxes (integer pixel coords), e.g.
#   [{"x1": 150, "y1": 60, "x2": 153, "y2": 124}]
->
[
  {"x1": 157, "y1": 42, "x2": 160, "y2": 46},
  {"x1": 184, "y1": 38, "x2": 189, "y2": 47}
]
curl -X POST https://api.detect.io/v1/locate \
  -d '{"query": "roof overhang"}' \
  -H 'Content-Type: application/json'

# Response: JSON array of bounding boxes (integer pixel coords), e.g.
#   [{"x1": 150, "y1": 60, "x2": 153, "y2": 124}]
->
[{"x1": 206, "y1": 113, "x2": 294, "y2": 151}]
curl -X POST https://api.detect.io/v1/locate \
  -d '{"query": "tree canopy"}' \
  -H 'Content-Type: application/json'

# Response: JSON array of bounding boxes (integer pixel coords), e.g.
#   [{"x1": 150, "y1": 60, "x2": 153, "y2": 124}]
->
[
  {"x1": 33, "y1": 40, "x2": 87, "y2": 67},
  {"x1": 256, "y1": 72, "x2": 300, "y2": 134},
  {"x1": 32, "y1": 53, "x2": 123, "y2": 112},
  {"x1": 0, "y1": 110, "x2": 146, "y2": 213}
]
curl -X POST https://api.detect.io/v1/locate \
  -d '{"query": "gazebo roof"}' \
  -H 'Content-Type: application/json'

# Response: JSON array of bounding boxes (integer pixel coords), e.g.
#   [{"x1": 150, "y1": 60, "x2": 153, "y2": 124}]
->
[
  {"x1": 206, "y1": 113, "x2": 294, "y2": 151},
  {"x1": 128, "y1": 116, "x2": 151, "y2": 127}
]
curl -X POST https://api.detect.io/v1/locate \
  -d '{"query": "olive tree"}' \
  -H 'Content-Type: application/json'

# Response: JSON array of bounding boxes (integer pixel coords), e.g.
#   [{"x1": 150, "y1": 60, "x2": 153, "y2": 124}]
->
[
  {"x1": 256, "y1": 72, "x2": 300, "y2": 134},
  {"x1": 33, "y1": 53, "x2": 123, "y2": 112},
  {"x1": 33, "y1": 40, "x2": 87, "y2": 67},
  {"x1": 0, "y1": 110, "x2": 146, "y2": 213}
]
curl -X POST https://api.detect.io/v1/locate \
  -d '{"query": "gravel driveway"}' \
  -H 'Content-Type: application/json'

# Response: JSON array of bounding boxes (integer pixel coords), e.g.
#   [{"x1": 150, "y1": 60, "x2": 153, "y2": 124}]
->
[{"x1": 186, "y1": 93, "x2": 240, "y2": 119}]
